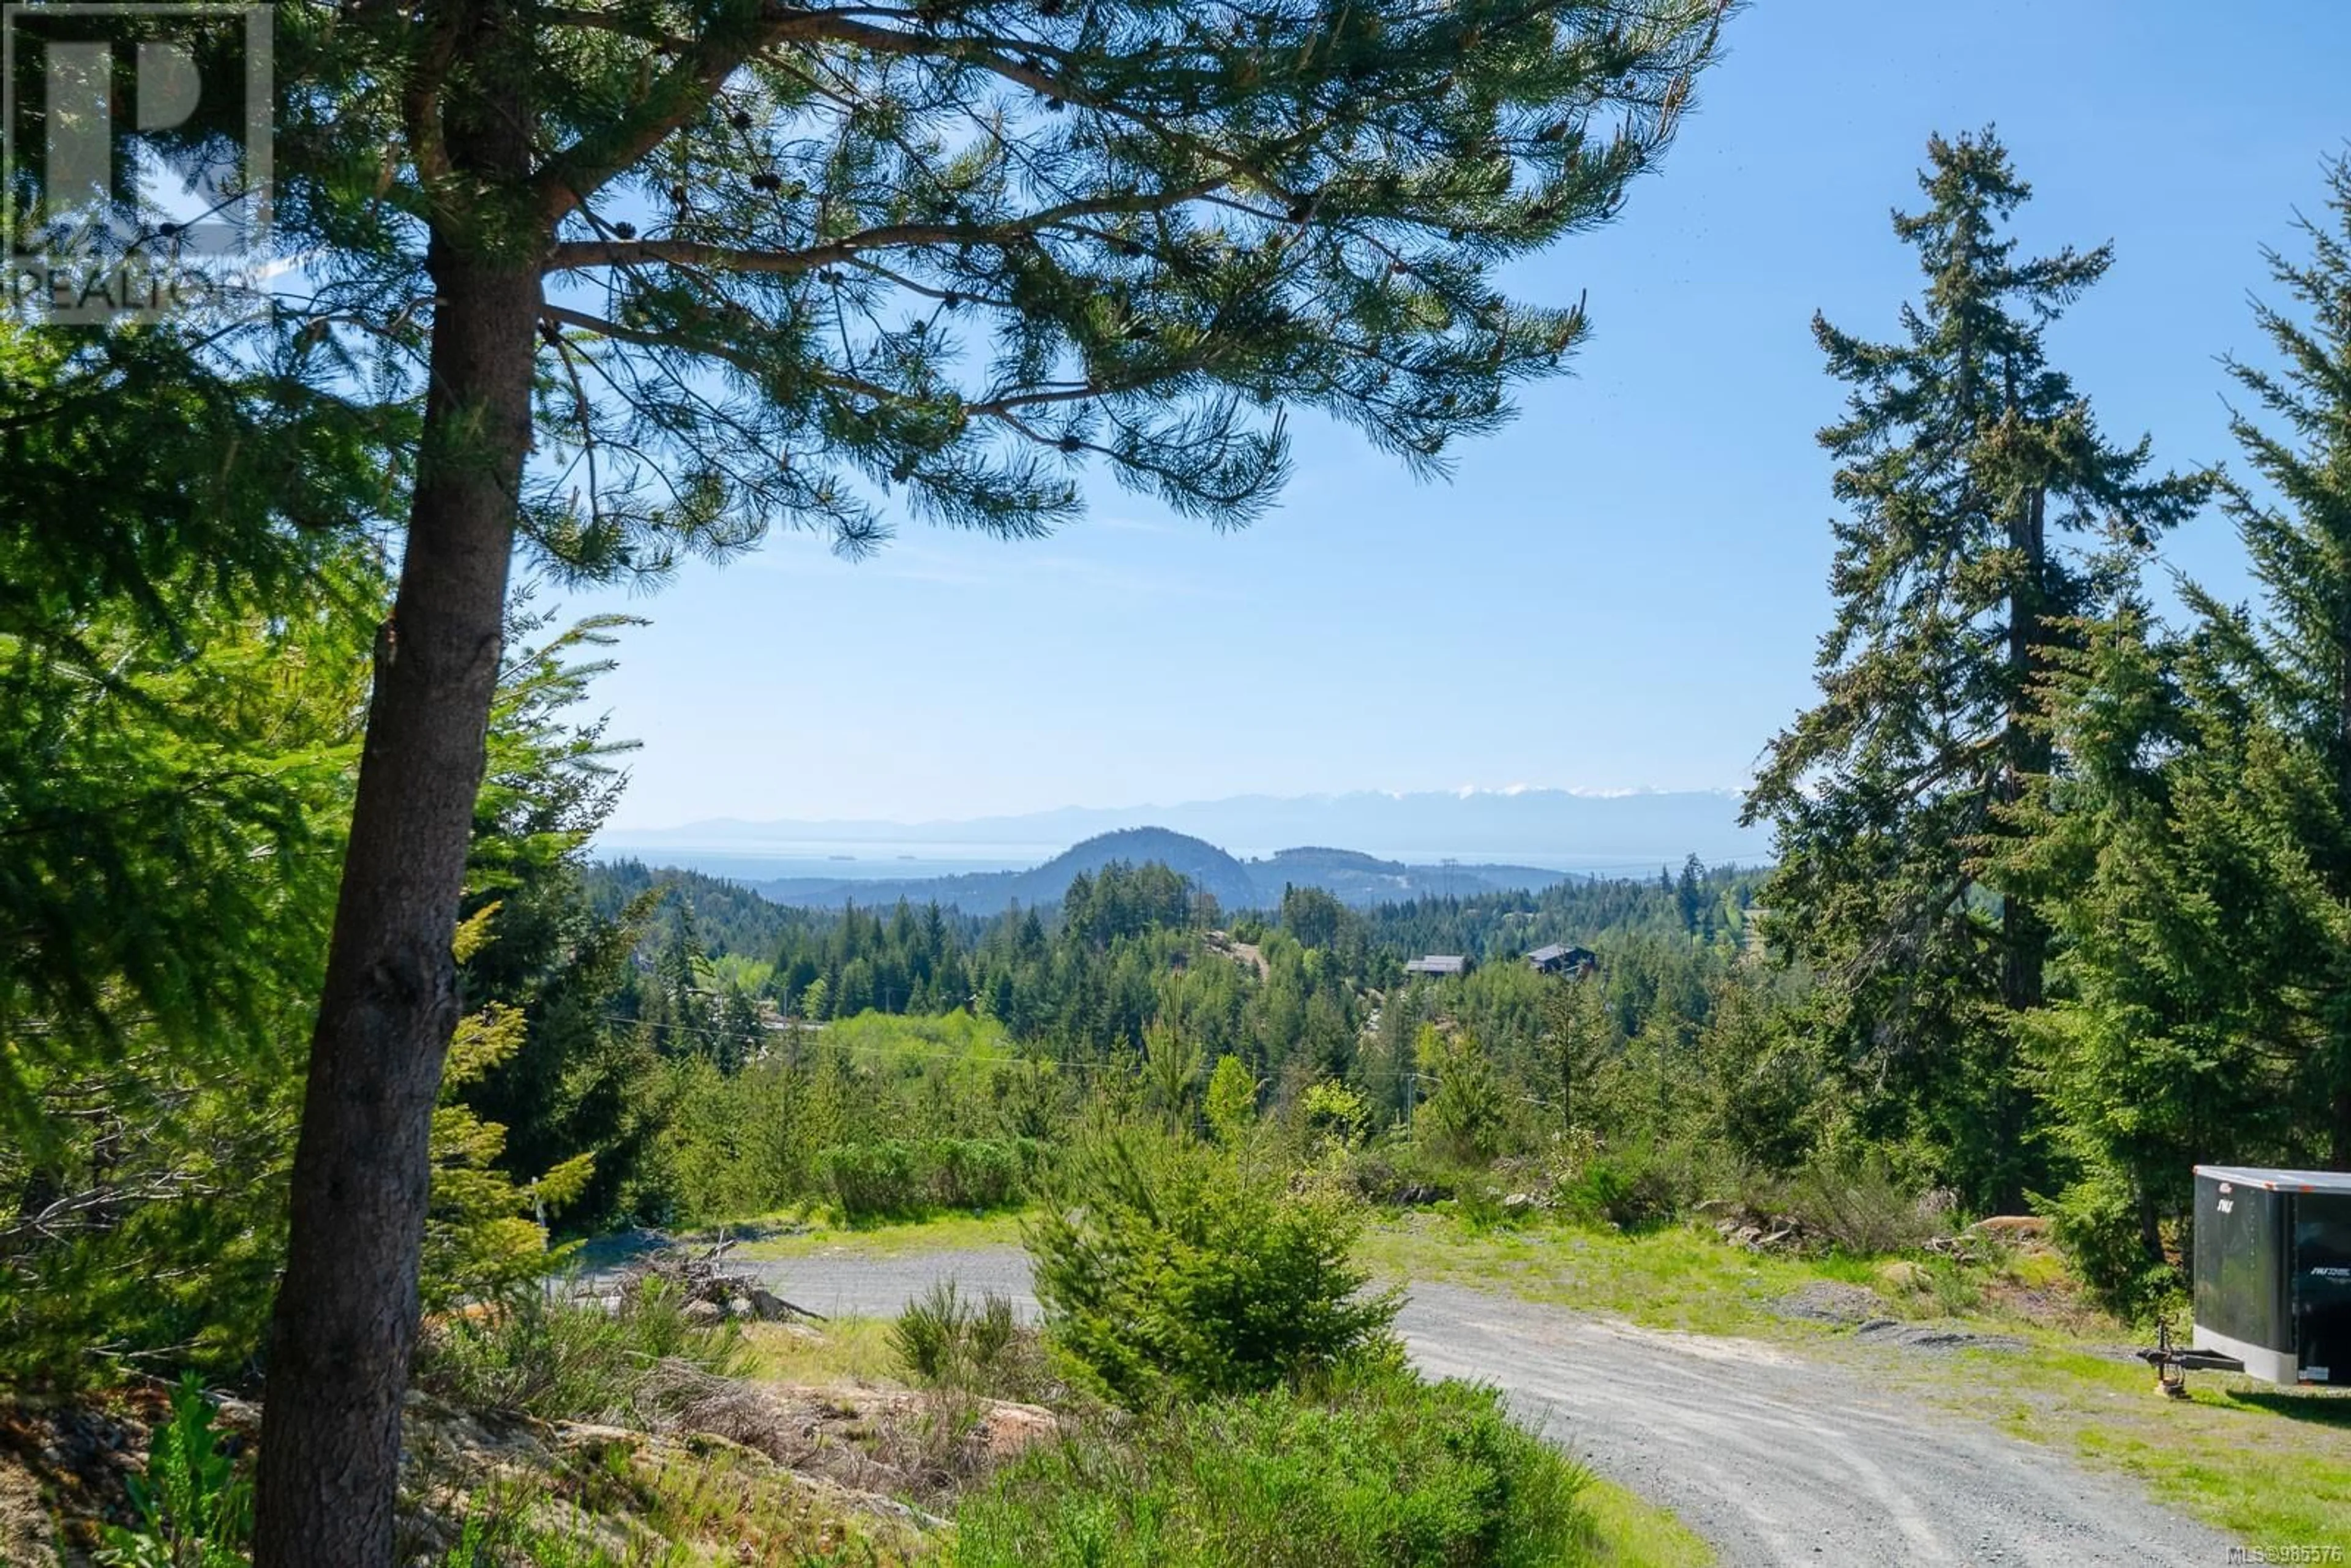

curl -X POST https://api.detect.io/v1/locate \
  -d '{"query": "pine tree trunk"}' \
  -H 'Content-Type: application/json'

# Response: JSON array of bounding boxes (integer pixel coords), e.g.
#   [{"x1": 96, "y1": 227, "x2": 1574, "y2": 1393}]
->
[{"x1": 251, "y1": 244, "x2": 541, "y2": 1568}]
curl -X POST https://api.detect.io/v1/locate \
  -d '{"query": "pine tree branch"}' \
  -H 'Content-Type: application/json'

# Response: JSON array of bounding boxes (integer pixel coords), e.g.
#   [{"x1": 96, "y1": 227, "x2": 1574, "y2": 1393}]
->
[
  {"x1": 544, "y1": 183, "x2": 1224, "y2": 277},
  {"x1": 542, "y1": 304, "x2": 931, "y2": 414}
]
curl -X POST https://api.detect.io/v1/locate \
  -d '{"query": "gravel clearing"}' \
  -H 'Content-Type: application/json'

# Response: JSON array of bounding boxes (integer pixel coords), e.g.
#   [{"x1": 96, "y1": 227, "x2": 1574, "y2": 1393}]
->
[{"x1": 738, "y1": 1245, "x2": 2234, "y2": 1567}]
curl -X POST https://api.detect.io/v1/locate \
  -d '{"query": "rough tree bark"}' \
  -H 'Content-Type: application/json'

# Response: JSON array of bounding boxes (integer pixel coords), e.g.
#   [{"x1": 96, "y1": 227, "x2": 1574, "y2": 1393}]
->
[
  {"x1": 252, "y1": 9, "x2": 542, "y2": 1551},
  {"x1": 251, "y1": 248, "x2": 540, "y2": 1568}
]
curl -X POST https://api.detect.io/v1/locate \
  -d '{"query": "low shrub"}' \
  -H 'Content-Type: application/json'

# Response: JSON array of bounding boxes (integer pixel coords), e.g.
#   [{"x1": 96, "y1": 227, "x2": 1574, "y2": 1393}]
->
[
  {"x1": 953, "y1": 1361, "x2": 1597, "y2": 1568},
  {"x1": 1774, "y1": 1149, "x2": 1949, "y2": 1255},
  {"x1": 97, "y1": 1374, "x2": 250, "y2": 1568},
  {"x1": 1026, "y1": 1128, "x2": 1400, "y2": 1408},
  {"x1": 815, "y1": 1139, "x2": 926, "y2": 1223},
  {"x1": 415, "y1": 1278, "x2": 748, "y2": 1427},
  {"x1": 890, "y1": 1277, "x2": 1041, "y2": 1401},
  {"x1": 813, "y1": 1136, "x2": 1040, "y2": 1223},
  {"x1": 1922, "y1": 1255, "x2": 1983, "y2": 1316},
  {"x1": 1333, "y1": 1142, "x2": 1453, "y2": 1207},
  {"x1": 2042, "y1": 1166, "x2": 2183, "y2": 1318},
  {"x1": 1558, "y1": 1144, "x2": 1687, "y2": 1232},
  {"x1": 929, "y1": 1138, "x2": 1031, "y2": 1212},
  {"x1": 1449, "y1": 1182, "x2": 1526, "y2": 1234}
]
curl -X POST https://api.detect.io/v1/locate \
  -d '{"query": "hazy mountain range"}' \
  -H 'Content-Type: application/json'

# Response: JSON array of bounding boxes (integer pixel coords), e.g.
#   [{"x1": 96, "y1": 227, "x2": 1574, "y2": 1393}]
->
[
  {"x1": 599, "y1": 787, "x2": 1767, "y2": 871},
  {"x1": 594, "y1": 790, "x2": 1771, "y2": 914},
  {"x1": 604, "y1": 828, "x2": 1591, "y2": 913}
]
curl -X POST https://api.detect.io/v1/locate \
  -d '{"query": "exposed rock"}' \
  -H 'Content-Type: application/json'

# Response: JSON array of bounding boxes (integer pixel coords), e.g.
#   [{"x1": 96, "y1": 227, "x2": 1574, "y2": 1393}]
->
[
  {"x1": 1878, "y1": 1259, "x2": 1933, "y2": 1293},
  {"x1": 1853, "y1": 1319, "x2": 2028, "y2": 1354},
  {"x1": 1712, "y1": 1205, "x2": 1815, "y2": 1253},
  {"x1": 1769, "y1": 1281, "x2": 1886, "y2": 1326},
  {"x1": 1968, "y1": 1215, "x2": 2051, "y2": 1241},
  {"x1": 976, "y1": 1401, "x2": 1058, "y2": 1459}
]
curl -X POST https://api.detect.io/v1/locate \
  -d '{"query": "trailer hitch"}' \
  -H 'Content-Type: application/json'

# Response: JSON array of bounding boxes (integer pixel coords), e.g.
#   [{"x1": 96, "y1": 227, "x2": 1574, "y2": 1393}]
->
[{"x1": 2137, "y1": 1318, "x2": 2247, "y2": 1398}]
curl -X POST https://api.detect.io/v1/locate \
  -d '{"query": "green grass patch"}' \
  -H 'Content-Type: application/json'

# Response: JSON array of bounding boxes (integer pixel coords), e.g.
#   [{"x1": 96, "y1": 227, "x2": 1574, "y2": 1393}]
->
[
  {"x1": 1911, "y1": 1338, "x2": 2351, "y2": 1553},
  {"x1": 1581, "y1": 1477, "x2": 1716, "y2": 1568},
  {"x1": 953, "y1": 1360, "x2": 1599, "y2": 1567},
  {"x1": 1360, "y1": 1212, "x2": 1860, "y2": 1340},
  {"x1": 441, "y1": 1430, "x2": 932, "y2": 1566},
  {"x1": 416, "y1": 1280, "x2": 749, "y2": 1426},
  {"x1": 735, "y1": 1315, "x2": 905, "y2": 1387}
]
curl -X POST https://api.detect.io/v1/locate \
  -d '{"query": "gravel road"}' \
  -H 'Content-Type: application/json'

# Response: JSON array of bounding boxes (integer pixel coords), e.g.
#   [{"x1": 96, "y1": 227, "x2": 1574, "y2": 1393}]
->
[{"x1": 744, "y1": 1245, "x2": 2232, "y2": 1568}]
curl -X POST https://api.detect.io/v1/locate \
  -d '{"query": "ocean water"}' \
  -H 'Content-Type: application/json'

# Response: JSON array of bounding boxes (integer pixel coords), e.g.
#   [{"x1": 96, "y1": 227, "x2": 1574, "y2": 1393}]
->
[{"x1": 593, "y1": 841, "x2": 1055, "y2": 882}]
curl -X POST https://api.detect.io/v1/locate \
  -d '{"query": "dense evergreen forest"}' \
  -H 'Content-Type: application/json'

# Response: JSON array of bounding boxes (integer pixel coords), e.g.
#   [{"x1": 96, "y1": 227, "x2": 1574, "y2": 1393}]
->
[{"x1": 553, "y1": 850, "x2": 1765, "y2": 1231}]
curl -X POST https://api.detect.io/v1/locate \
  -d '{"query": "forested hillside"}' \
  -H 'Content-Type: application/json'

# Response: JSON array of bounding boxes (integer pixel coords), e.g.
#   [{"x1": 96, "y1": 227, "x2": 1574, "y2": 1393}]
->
[
  {"x1": 564, "y1": 849, "x2": 1763, "y2": 1226},
  {"x1": 587, "y1": 850, "x2": 1756, "y2": 1048}
]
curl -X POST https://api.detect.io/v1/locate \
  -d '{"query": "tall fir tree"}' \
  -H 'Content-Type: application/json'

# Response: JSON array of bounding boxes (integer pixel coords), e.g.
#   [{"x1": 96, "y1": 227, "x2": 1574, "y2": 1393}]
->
[
  {"x1": 1745, "y1": 129, "x2": 2204, "y2": 1208},
  {"x1": 2192, "y1": 152, "x2": 2351, "y2": 1169},
  {"x1": 2014, "y1": 156, "x2": 2351, "y2": 1299}
]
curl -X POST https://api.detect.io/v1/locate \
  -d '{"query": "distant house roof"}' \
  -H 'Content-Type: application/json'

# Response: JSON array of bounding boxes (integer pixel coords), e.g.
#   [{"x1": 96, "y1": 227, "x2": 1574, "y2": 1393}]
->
[
  {"x1": 1404, "y1": 955, "x2": 1468, "y2": 977},
  {"x1": 1524, "y1": 943, "x2": 1597, "y2": 973}
]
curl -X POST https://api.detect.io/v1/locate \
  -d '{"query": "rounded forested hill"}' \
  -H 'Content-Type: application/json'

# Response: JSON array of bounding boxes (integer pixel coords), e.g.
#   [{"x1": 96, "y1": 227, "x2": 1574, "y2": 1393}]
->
[{"x1": 1008, "y1": 828, "x2": 1259, "y2": 912}]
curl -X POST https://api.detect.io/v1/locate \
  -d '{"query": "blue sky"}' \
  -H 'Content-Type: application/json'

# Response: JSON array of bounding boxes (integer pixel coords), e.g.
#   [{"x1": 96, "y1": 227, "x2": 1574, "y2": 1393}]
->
[{"x1": 577, "y1": 1, "x2": 2351, "y2": 830}]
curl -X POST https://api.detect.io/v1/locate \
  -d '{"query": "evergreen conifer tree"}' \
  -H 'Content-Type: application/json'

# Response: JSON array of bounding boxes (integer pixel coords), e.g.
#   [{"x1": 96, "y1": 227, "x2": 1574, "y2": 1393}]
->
[
  {"x1": 2192, "y1": 152, "x2": 2351, "y2": 1169},
  {"x1": 1744, "y1": 129, "x2": 2205, "y2": 1207}
]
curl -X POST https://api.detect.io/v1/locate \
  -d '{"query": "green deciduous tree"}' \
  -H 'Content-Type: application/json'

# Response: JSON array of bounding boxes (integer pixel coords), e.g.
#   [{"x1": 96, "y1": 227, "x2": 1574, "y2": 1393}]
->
[{"x1": 1744, "y1": 129, "x2": 2205, "y2": 1209}]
